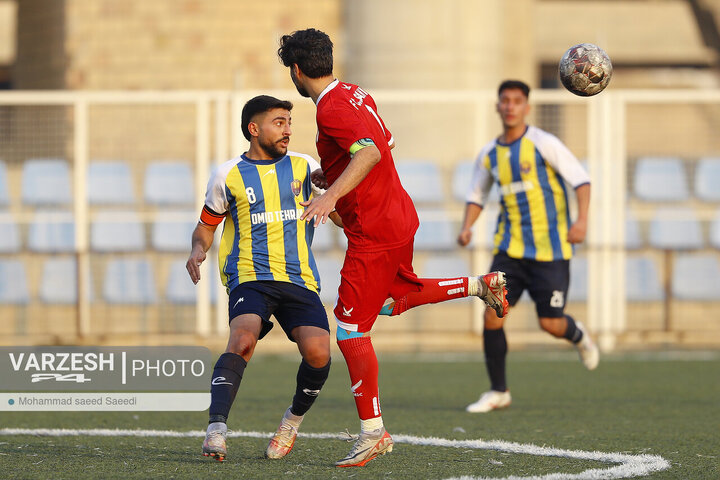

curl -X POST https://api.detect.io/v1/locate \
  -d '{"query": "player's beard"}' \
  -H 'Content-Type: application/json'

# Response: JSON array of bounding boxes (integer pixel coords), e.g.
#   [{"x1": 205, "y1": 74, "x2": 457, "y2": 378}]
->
[
  {"x1": 260, "y1": 136, "x2": 289, "y2": 159},
  {"x1": 291, "y1": 69, "x2": 311, "y2": 98}
]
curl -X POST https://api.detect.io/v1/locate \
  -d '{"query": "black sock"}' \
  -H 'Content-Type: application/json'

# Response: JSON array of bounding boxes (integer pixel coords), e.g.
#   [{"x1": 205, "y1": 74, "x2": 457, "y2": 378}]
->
[
  {"x1": 484, "y1": 327, "x2": 508, "y2": 392},
  {"x1": 208, "y1": 352, "x2": 247, "y2": 424},
  {"x1": 291, "y1": 359, "x2": 331, "y2": 416},
  {"x1": 563, "y1": 314, "x2": 583, "y2": 344}
]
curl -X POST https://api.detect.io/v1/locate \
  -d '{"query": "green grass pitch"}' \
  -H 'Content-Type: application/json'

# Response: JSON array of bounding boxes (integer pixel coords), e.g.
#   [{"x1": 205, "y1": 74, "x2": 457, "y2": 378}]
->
[{"x1": 0, "y1": 351, "x2": 718, "y2": 479}]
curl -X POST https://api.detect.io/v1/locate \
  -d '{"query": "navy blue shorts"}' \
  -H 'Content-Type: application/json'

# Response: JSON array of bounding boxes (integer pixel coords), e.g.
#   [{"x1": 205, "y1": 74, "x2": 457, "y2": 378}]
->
[
  {"x1": 227, "y1": 281, "x2": 329, "y2": 341},
  {"x1": 490, "y1": 251, "x2": 570, "y2": 318}
]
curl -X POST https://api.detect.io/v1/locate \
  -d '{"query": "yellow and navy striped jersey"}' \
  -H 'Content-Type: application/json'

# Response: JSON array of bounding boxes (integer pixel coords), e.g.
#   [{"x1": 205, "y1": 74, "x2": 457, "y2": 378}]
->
[
  {"x1": 467, "y1": 126, "x2": 590, "y2": 261},
  {"x1": 200, "y1": 151, "x2": 323, "y2": 293}
]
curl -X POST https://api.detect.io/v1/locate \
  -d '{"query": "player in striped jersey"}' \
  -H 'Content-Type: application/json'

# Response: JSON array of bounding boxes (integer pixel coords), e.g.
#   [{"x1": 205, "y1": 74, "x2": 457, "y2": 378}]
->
[
  {"x1": 187, "y1": 95, "x2": 332, "y2": 461},
  {"x1": 458, "y1": 80, "x2": 599, "y2": 413}
]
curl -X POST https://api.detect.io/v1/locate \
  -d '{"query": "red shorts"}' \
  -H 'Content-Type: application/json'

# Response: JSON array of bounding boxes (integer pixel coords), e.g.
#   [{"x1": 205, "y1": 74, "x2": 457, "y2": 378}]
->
[{"x1": 333, "y1": 240, "x2": 422, "y2": 333}]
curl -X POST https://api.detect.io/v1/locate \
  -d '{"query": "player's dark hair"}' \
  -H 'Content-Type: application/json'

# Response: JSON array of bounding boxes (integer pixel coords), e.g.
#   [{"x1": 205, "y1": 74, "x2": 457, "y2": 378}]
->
[
  {"x1": 241, "y1": 95, "x2": 293, "y2": 141},
  {"x1": 498, "y1": 80, "x2": 530, "y2": 98},
  {"x1": 277, "y1": 28, "x2": 333, "y2": 78}
]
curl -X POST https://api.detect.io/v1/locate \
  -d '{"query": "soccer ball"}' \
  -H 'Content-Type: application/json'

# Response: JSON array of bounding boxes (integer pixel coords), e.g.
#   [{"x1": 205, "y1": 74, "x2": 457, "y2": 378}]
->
[{"x1": 558, "y1": 43, "x2": 612, "y2": 97}]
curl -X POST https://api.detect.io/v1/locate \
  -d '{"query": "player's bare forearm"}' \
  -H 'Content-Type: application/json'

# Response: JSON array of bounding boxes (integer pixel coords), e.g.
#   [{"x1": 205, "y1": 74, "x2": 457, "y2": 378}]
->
[
  {"x1": 457, "y1": 202, "x2": 484, "y2": 246},
  {"x1": 186, "y1": 222, "x2": 217, "y2": 284},
  {"x1": 301, "y1": 145, "x2": 381, "y2": 226},
  {"x1": 568, "y1": 184, "x2": 590, "y2": 244}
]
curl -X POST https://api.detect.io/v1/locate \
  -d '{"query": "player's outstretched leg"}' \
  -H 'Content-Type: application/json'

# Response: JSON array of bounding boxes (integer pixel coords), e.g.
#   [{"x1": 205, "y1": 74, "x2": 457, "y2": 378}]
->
[
  {"x1": 335, "y1": 427, "x2": 394, "y2": 467},
  {"x1": 378, "y1": 272, "x2": 508, "y2": 318},
  {"x1": 203, "y1": 422, "x2": 228, "y2": 461}
]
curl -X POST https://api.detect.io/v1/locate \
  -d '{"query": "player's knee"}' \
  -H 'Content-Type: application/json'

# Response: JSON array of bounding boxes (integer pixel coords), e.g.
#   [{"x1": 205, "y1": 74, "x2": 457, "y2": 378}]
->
[
  {"x1": 226, "y1": 331, "x2": 257, "y2": 358},
  {"x1": 302, "y1": 347, "x2": 330, "y2": 368},
  {"x1": 484, "y1": 307, "x2": 505, "y2": 330}
]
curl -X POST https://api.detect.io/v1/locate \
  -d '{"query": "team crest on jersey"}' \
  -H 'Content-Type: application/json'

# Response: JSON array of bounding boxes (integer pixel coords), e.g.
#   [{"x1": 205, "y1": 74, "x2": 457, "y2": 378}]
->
[
  {"x1": 290, "y1": 179, "x2": 302, "y2": 197},
  {"x1": 520, "y1": 161, "x2": 533, "y2": 174}
]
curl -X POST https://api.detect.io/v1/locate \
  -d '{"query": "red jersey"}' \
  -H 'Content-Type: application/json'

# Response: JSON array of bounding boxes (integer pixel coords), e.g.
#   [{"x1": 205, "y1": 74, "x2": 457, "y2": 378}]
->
[{"x1": 315, "y1": 80, "x2": 419, "y2": 252}]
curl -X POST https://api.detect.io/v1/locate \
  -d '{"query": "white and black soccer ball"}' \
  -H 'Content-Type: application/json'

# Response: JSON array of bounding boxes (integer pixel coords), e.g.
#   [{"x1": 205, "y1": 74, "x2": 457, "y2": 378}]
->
[{"x1": 558, "y1": 43, "x2": 612, "y2": 97}]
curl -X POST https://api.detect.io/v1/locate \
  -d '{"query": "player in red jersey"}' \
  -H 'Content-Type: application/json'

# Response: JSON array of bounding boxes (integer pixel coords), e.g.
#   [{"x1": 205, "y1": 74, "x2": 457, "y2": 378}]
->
[{"x1": 278, "y1": 28, "x2": 508, "y2": 467}]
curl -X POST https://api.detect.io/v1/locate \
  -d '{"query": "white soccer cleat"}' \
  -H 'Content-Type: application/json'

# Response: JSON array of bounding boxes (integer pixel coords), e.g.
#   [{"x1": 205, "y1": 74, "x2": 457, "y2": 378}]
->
[
  {"x1": 575, "y1": 322, "x2": 599, "y2": 370},
  {"x1": 465, "y1": 390, "x2": 512, "y2": 413},
  {"x1": 265, "y1": 407, "x2": 302, "y2": 459},
  {"x1": 335, "y1": 428, "x2": 394, "y2": 467},
  {"x1": 474, "y1": 272, "x2": 509, "y2": 318},
  {"x1": 202, "y1": 421, "x2": 227, "y2": 461}
]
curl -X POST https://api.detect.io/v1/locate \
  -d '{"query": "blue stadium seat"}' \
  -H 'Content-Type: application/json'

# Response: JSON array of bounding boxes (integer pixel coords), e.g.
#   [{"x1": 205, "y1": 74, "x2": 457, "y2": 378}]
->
[
  {"x1": 21, "y1": 158, "x2": 72, "y2": 206},
  {"x1": 626, "y1": 256, "x2": 664, "y2": 301},
  {"x1": 144, "y1": 162, "x2": 194, "y2": 206},
  {"x1": 633, "y1": 157, "x2": 688, "y2": 202},
  {"x1": 625, "y1": 213, "x2": 643, "y2": 250},
  {"x1": 103, "y1": 259, "x2": 157, "y2": 304},
  {"x1": 568, "y1": 256, "x2": 588, "y2": 301},
  {"x1": 314, "y1": 255, "x2": 342, "y2": 304},
  {"x1": 672, "y1": 253, "x2": 720, "y2": 300},
  {"x1": 395, "y1": 161, "x2": 445, "y2": 203},
  {"x1": 151, "y1": 211, "x2": 197, "y2": 252},
  {"x1": 414, "y1": 209, "x2": 455, "y2": 251},
  {"x1": 28, "y1": 210, "x2": 75, "y2": 253},
  {"x1": 648, "y1": 207, "x2": 703, "y2": 250},
  {"x1": 311, "y1": 223, "x2": 335, "y2": 251},
  {"x1": 0, "y1": 213, "x2": 21, "y2": 253},
  {"x1": 39, "y1": 258, "x2": 93, "y2": 304},
  {"x1": 0, "y1": 260, "x2": 29, "y2": 304},
  {"x1": 91, "y1": 211, "x2": 145, "y2": 252},
  {"x1": 0, "y1": 161, "x2": 9, "y2": 206},
  {"x1": 87, "y1": 162, "x2": 135, "y2": 205},
  {"x1": 451, "y1": 161, "x2": 500, "y2": 205},
  {"x1": 711, "y1": 208, "x2": 720, "y2": 249},
  {"x1": 421, "y1": 254, "x2": 471, "y2": 278},
  {"x1": 695, "y1": 157, "x2": 720, "y2": 202}
]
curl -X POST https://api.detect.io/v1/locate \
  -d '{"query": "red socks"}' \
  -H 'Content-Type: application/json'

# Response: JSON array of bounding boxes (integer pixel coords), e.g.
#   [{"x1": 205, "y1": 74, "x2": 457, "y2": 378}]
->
[
  {"x1": 337, "y1": 335, "x2": 381, "y2": 420},
  {"x1": 391, "y1": 277, "x2": 468, "y2": 315}
]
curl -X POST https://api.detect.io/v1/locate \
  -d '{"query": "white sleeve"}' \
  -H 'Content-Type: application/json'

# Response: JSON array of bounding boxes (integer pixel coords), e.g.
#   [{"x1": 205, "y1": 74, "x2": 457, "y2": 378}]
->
[
  {"x1": 534, "y1": 129, "x2": 590, "y2": 188},
  {"x1": 204, "y1": 162, "x2": 233, "y2": 215},
  {"x1": 465, "y1": 145, "x2": 495, "y2": 206}
]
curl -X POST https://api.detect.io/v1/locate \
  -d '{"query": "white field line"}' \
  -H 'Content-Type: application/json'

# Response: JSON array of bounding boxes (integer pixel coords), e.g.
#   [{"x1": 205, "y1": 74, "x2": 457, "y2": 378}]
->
[{"x1": 0, "y1": 428, "x2": 670, "y2": 480}]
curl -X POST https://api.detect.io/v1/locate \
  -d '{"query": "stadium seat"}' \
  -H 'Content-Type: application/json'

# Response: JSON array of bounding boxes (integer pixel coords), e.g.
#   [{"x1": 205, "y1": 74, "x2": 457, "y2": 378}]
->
[
  {"x1": 633, "y1": 157, "x2": 688, "y2": 202},
  {"x1": 420, "y1": 253, "x2": 471, "y2": 278},
  {"x1": 166, "y1": 260, "x2": 197, "y2": 304},
  {"x1": 151, "y1": 211, "x2": 197, "y2": 252},
  {"x1": 626, "y1": 256, "x2": 664, "y2": 301},
  {"x1": 710, "y1": 208, "x2": 720, "y2": 249},
  {"x1": 313, "y1": 255, "x2": 342, "y2": 304},
  {"x1": 21, "y1": 158, "x2": 72, "y2": 206},
  {"x1": 0, "y1": 260, "x2": 30, "y2": 304},
  {"x1": 414, "y1": 209, "x2": 456, "y2": 251},
  {"x1": 694, "y1": 157, "x2": 720, "y2": 202},
  {"x1": 91, "y1": 211, "x2": 145, "y2": 252},
  {"x1": 395, "y1": 161, "x2": 445, "y2": 204},
  {"x1": 87, "y1": 162, "x2": 135, "y2": 205},
  {"x1": 672, "y1": 253, "x2": 720, "y2": 300},
  {"x1": 103, "y1": 259, "x2": 157, "y2": 304},
  {"x1": 0, "y1": 161, "x2": 9, "y2": 206},
  {"x1": 625, "y1": 213, "x2": 643, "y2": 250},
  {"x1": 648, "y1": 207, "x2": 703, "y2": 250},
  {"x1": 0, "y1": 213, "x2": 21, "y2": 253},
  {"x1": 451, "y1": 161, "x2": 500, "y2": 205},
  {"x1": 39, "y1": 258, "x2": 93, "y2": 304},
  {"x1": 311, "y1": 223, "x2": 335, "y2": 251},
  {"x1": 568, "y1": 256, "x2": 588, "y2": 301},
  {"x1": 144, "y1": 162, "x2": 194, "y2": 206},
  {"x1": 28, "y1": 210, "x2": 75, "y2": 253}
]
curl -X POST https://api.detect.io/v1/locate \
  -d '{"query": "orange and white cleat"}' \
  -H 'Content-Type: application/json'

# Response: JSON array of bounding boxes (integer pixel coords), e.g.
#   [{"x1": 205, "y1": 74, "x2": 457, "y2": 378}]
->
[
  {"x1": 265, "y1": 408, "x2": 302, "y2": 459},
  {"x1": 202, "y1": 422, "x2": 227, "y2": 462},
  {"x1": 474, "y1": 271, "x2": 509, "y2": 318},
  {"x1": 335, "y1": 428, "x2": 394, "y2": 467}
]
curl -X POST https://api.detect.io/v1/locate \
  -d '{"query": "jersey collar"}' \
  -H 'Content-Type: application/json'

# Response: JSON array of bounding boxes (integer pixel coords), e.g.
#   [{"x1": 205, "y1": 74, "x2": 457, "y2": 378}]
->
[
  {"x1": 240, "y1": 153, "x2": 287, "y2": 165},
  {"x1": 316, "y1": 79, "x2": 339, "y2": 105}
]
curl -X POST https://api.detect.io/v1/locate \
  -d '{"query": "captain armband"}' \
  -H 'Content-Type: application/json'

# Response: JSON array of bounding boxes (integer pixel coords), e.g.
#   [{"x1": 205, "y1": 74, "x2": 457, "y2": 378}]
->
[
  {"x1": 349, "y1": 138, "x2": 375, "y2": 155},
  {"x1": 199, "y1": 205, "x2": 225, "y2": 226}
]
